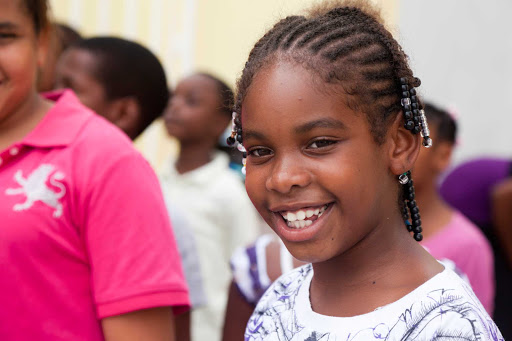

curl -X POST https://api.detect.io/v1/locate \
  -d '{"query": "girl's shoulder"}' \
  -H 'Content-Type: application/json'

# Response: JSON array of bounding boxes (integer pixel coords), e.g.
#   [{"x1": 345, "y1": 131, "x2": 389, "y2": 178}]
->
[{"x1": 245, "y1": 266, "x2": 504, "y2": 341}]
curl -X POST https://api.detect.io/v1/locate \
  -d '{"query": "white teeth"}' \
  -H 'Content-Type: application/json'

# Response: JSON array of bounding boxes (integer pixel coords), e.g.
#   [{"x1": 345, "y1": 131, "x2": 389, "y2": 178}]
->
[
  {"x1": 287, "y1": 212, "x2": 297, "y2": 222},
  {"x1": 282, "y1": 204, "x2": 331, "y2": 229},
  {"x1": 287, "y1": 219, "x2": 314, "y2": 229}
]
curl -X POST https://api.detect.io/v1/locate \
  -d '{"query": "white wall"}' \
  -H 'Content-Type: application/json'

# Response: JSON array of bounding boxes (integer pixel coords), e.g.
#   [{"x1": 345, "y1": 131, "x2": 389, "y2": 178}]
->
[{"x1": 398, "y1": 0, "x2": 512, "y2": 163}]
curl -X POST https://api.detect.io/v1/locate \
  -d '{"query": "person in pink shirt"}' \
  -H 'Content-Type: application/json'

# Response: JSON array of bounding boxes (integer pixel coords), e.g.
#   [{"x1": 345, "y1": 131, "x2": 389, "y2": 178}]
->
[
  {"x1": 0, "y1": 1, "x2": 189, "y2": 340},
  {"x1": 413, "y1": 103, "x2": 495, "y2": 314}
]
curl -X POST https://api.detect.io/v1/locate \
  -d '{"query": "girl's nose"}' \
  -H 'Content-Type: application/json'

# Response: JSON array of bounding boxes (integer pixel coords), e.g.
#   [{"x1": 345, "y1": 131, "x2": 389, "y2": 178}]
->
[{"x1": 265, "y1": 156, "x2": 312, "y2": 194}]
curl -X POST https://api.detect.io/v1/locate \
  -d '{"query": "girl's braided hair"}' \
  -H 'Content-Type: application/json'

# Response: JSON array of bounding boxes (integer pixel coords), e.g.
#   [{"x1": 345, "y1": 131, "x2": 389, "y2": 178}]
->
[{"x1": 229, "y1": 0, "x2": 429, "y2": 241}]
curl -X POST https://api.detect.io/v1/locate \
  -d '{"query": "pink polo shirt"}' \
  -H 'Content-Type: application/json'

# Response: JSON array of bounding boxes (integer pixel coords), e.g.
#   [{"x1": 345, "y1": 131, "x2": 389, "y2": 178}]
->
[{"x1": 0, "y1": 91, "x2": 189, "y2": 340}]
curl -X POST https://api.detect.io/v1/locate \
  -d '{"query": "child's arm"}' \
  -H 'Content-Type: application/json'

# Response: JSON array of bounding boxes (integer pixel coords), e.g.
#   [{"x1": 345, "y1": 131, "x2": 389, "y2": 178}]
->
[
  {"x1": 101, "y1": 307, "x2": 175, "y2": 341},
  {"x1": 222, "y1": 281, "x2": 256, "y2": 341}
]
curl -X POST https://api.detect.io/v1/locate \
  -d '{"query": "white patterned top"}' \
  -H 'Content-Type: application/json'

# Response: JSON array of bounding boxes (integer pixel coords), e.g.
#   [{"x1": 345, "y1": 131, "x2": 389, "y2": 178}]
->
[{"x1": 245, "y1": 264, "x2": 503, "y2": 341}]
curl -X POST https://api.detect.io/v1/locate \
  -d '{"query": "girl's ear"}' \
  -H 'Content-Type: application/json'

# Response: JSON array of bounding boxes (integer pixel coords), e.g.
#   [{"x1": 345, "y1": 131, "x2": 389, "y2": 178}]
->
[{"x1": 387, "y1": 111, "x2": 422, "y2": 176}]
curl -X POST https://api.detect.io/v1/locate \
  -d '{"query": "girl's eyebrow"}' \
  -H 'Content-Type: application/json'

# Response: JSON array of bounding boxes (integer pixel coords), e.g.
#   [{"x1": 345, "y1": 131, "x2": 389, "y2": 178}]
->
[
  {"x1": 243, "y1": 129, "x2": 267, "y2": 141},
  {"x1": 243, "y1": 117, "x2": 346, "y2": 142},
  {"x1": 295, "y1": 117, "x2": 346, "y2": 134}
]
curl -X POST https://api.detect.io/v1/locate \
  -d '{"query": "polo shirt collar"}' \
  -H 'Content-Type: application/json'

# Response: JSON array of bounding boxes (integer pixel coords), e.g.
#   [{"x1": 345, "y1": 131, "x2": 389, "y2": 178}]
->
[{"x1": 22, "y1": 90, "x2": 93, "y2": 149}]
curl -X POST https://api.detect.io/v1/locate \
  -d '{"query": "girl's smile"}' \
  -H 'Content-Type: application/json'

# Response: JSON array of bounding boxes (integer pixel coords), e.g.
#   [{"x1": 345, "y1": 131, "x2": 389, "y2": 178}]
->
[{"x1": 272, "y1": 202, "x2": 334, "y2": 242}]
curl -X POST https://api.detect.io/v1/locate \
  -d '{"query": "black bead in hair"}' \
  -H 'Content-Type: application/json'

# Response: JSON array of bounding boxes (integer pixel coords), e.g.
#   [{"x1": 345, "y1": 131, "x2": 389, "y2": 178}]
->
[
  {"x1": 423, "y1": 102, "x2": 457, "y2": 144},
  {"x1": 401, "y1": 171, "x2": 423, "y2": 241}
]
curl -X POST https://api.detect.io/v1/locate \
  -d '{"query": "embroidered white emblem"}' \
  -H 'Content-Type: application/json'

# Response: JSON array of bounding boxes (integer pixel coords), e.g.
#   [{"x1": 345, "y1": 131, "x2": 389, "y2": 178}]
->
[{"x1": 5, "y1": 164, "x2": 66, "y2": 218}]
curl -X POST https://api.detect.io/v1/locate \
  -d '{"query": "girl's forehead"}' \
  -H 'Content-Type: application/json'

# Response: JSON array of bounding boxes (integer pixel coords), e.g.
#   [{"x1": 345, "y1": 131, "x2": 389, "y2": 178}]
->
[{"x1": 243, "y1": 61, "x2": 356, "y2": 120}]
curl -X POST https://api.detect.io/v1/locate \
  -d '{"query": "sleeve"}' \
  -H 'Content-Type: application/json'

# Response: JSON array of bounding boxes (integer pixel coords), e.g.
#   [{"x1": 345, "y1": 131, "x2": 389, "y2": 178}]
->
[
  {"x1": 82, "y1": 152, "x2": 190, "y2": 318},
  {"x1": 230, "y1": 234, "x2": 274, "y2": 304}
]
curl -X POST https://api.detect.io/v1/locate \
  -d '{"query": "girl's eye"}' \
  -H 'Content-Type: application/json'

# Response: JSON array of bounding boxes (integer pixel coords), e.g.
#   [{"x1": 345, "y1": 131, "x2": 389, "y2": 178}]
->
[
  {"x1": 308, "y1": 139, "x2": 337, "y2": 149},
  {"x1": 249, "y1": 148, "x2": 273, "y2": 157}
]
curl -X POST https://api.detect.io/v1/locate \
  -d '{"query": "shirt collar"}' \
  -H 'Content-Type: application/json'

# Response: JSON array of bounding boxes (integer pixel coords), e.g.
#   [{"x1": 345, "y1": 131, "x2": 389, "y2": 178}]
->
[{"x1": 21, "y1": 90, "x2": 93, "y2": 148}]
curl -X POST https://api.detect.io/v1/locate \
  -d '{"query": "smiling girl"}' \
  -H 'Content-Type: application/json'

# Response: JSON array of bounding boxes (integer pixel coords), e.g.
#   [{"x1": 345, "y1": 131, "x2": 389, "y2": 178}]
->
[{"x1": 226, "y1": 0, "x2": 503, "y2": 339}]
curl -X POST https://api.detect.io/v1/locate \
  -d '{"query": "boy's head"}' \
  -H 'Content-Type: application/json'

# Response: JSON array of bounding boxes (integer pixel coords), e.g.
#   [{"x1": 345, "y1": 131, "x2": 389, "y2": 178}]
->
[
  {"x1": 55, "y1": 37, "x2": 169, "y2": 140},
  {"x1": 413, "y1": 103, "x2": 457, "y2": 190},
  {"x1": 163, "y1": 72, "x2": 233, "y2": 147}
]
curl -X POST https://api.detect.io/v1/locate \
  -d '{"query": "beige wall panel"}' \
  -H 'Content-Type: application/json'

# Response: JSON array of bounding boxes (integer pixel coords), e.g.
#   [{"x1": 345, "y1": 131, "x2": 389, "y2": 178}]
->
[
  {"x1": 194, "y1": 0, "x2": 398, "y2": 86},
  {"x1": 50, "y1": 0, "x2": 397, "y2": 87}
]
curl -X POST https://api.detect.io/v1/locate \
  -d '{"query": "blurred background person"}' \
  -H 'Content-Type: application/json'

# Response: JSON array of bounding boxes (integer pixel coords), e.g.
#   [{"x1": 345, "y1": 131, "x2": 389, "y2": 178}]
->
[
  {"x1": 413, "y1": 103, "x2": 494, "y2": 314},
  {"x1": 161, "y1": 72, "x2": 261, "y2": 341},
  {"x1": 440, "y1": 157, "x2": 512, "y2": 336},
  {"x1": 55, "y1": 36, "x2": 168, "y2": 140},
  {"x1": 55, "y1": 36, "x2": 207, "y2": 339}
]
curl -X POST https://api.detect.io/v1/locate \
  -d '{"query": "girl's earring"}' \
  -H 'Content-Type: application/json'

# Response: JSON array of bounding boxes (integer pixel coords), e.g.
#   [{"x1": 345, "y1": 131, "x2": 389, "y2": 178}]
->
[{"x1": 398, "y1": 172, "x2": 409, "y2": 185}]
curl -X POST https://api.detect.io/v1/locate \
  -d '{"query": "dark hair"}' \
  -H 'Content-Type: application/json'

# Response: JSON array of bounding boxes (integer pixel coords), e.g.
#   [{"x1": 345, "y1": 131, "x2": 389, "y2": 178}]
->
[
  {"x1": 234, "y1": 0, "x2": 420, "y2": 145},
  {"x1": 192, "y1": 73, "x2": 238, "y2": 159},
  {"x1": 196, "y1": 72, "x2": 234, "y2": 118},
  {"x1": 423, "y1": 102, "x2": 457, "y2": 144},
  {"x1": 21, "y1": 0, "x2": 50, "y2": 34},
  {"x1": 231, "y1": 0, "x2": 427, "y2": 241},
  {"x1": 55, "y1": 23, "x2": 82, "y2": 51},
  {"x1": 71, "y1": 37, "x2": 169, "y2": 137}
]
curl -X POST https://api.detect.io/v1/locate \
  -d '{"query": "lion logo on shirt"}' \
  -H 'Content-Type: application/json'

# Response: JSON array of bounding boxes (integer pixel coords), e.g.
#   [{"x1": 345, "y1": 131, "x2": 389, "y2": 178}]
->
[{"x1": 5, "y1": 164, "x2": 66, "y2": 218}]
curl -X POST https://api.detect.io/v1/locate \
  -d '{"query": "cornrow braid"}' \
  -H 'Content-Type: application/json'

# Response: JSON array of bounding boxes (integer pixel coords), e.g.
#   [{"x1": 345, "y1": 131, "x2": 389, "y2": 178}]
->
[{"x1": 228, "y1": 0, "x2": 432, "y2": 241}]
